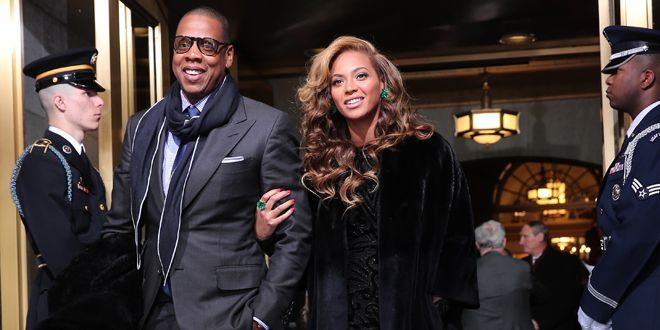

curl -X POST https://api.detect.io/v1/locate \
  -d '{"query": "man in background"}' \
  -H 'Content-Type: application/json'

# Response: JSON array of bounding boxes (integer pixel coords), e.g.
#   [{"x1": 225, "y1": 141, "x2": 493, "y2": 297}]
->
[
  {"x1": 463, "y1": 220, "x2": 533, "y2": 330},
  {"x1": 520, "y1": 221, "x2": 586, "y2": 330}
]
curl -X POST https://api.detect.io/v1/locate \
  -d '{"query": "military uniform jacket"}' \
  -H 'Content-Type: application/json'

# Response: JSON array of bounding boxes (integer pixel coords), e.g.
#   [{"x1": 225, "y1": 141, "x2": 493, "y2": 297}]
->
[
  {"x1": 11, "y1": 130, "x2": 107, "y2": 327},
  {"x1": 580, "y1": 104, "x2": 660, "y2": 328}
]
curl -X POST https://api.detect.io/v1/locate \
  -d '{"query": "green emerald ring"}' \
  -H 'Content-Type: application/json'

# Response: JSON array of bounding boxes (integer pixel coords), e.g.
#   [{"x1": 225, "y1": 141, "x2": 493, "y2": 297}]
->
[{"x1": 256, "y1": 200, "x2": 266, "y2": 211}]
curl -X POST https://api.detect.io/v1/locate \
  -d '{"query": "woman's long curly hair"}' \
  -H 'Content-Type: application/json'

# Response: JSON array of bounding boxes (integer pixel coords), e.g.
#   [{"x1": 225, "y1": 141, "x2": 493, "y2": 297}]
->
[{"x1": 297, "y1": 36, "x2": 434, "y2": 209}]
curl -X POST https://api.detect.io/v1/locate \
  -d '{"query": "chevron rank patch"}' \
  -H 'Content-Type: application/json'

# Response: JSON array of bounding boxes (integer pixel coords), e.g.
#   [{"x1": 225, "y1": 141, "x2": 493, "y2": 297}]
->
[{"x1": 631, "y1": 178, "x2": 660, "y2": 201}]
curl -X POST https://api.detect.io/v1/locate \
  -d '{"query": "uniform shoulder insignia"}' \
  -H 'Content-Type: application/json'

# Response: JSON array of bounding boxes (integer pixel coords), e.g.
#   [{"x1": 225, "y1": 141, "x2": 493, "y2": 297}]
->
[
  {"x1": 29, "y1": 138, "x2": 53, "y2": 153},
  {"x1": 650, "y1": 132, "x2": 660, "y2": 143},
  {"x1": 623, "y1": 123, "x2": 660, "y2": 184},
  {"x1": 10, "y1": 140, "x2": 73, "y2": 217}
]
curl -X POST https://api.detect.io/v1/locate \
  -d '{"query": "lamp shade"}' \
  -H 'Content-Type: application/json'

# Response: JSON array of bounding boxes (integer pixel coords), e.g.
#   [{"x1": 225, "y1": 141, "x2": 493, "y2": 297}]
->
[
  {"x1": 454, "y1": 108, "x2": 520, "y2": 144},
  {"x1": 527, "y1": 180, "x2": 566, "y2": 205}
]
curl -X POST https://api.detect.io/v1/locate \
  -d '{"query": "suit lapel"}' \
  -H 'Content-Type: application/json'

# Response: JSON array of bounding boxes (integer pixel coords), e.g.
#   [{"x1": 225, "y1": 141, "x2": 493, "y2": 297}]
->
[{"x1": 183, "y1": 101, "x2": 255, "y2": 208}]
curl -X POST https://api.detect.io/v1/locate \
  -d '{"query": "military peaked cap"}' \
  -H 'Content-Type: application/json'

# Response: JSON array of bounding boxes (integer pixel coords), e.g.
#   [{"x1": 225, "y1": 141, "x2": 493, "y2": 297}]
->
[
  {"x1": 23, "y1": 47, "x2": 105, "y2": 92},
  {"x1": 602, "y1": 25, "x2": 660, "y2": 74}
]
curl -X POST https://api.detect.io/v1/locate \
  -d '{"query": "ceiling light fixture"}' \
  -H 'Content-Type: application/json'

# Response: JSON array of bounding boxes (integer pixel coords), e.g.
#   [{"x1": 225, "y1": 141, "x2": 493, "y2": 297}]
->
[
  {"x1": 499, "y1": 32, "x2": 536, "y2": 45},
  {"x1": 454, "y1": 80, "x2": 520, "y2": 145}
]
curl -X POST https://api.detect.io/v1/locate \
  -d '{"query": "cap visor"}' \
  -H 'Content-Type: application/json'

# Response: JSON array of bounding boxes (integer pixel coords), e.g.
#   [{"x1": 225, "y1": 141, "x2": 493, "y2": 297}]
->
[
  {"x1": 69, "y1": 79, "x2": 106, "y2": 92},
  {"x1": 602, "y1": 55, "x2": 635, "y2": 74}
]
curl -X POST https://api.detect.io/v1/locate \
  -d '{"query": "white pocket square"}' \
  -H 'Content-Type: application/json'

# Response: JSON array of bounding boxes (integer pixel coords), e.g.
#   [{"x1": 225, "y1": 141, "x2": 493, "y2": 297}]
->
[{"x1": 221, "y1": 156, "x2": 244, "y2": 163}]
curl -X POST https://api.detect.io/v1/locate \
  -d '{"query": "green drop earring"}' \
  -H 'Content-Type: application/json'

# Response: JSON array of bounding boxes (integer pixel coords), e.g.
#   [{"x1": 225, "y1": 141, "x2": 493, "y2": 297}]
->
[
  {"x1": 380, "y1": 86, "x2": 389, "y2": 100},
  {"x1": 329, "y1": 103, "x2": 338, "y2": 115}
]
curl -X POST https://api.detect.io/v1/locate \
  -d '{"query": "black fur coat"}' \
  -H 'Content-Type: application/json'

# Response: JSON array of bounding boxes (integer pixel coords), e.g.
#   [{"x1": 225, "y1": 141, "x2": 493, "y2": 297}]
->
[
  {"x1": 308, "y1": 134, "x2": 479, "y2": 330},
  {"x1": 36, "y1": 234, "x2": 142, "y2": 330}
]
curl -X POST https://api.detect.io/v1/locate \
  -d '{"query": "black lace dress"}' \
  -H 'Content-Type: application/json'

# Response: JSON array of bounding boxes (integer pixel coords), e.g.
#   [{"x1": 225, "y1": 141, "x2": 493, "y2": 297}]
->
[{"x1": 345, "y1": 149, "x2": 380, "y2": 329}]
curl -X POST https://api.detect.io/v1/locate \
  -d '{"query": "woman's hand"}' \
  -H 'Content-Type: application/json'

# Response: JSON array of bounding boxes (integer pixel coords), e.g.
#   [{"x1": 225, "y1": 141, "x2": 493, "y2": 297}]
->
[{"x1": 255, "y1": 188, "x2": 295, "y2": 241}]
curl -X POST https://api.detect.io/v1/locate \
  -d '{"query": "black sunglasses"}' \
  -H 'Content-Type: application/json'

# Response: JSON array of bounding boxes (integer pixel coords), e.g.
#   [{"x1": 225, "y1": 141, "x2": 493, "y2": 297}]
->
[{"x1": 173, "y1": 35, "x2": 231, "y2": 57}]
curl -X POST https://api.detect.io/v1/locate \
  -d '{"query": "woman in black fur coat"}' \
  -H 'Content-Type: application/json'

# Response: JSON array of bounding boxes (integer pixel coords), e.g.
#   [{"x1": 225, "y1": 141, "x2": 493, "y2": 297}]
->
[{"x1": 256, "y1": 36, "x2": 479, "y2": 330}]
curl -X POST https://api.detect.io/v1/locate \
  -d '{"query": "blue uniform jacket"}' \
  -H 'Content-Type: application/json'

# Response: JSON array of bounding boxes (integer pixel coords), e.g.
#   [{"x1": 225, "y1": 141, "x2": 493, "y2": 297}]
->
[{"x1": 580, "y1": 104, "x2": 660, "y2": 328}]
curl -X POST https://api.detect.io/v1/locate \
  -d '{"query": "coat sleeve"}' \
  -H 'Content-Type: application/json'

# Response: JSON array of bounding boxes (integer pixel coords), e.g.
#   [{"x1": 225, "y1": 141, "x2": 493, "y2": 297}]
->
[
  {"x1": 252, "y1": 112, "x2": 313, "y2": 328},
  {"x1": 534, "y1": 251, "x2": 585, "y2": 329},
  {"x1": 15, "y1": 150, "x2": 85, "y2": 276},
  {"x1": 580, "y1": 135, "x2": 660, "y2": 323},
  {"x1": 103, "y1": 115, "x2": 138, "y2": 236},
  {"x1": 432, "y1": 139, "x2": 479, "y2": 309}
]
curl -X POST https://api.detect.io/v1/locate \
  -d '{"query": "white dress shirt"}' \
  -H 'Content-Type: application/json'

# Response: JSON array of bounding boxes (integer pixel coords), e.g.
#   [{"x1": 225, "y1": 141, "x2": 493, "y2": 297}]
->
[
  {"x1": 48, "y1": 126, "x2": 84, "y2": 155},
  {"x1": 626, "y1": 100, "x2": 660, "y2": 137}
]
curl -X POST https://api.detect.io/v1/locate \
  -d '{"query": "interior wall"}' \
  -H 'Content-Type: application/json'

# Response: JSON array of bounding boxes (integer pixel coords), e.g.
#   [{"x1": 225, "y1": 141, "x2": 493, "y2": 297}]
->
[
  {"x1": 21, "y1": 0, "x2": 69, "y2": 147},
  {"x1": 423, "y1": 97, "x2": 603, "y2": 165}
]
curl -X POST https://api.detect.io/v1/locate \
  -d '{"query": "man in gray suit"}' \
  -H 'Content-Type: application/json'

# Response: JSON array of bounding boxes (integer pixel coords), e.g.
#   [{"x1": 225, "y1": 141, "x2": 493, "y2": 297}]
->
[
  {"x1": 103, "y1": 6, "x2": 312, "y2": 330},
  {"x1": 463, "y1": 220, "x2": 534, "y2": 330}
]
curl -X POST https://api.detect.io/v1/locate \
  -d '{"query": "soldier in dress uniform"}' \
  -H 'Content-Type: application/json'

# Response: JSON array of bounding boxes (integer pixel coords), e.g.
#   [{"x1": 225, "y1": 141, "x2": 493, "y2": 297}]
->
[
  {"x1": 578, "y1": 26, "x2": 660, "y2": 330},
  {"x1": 10, "y1": 47, "x2": 107, "y2": 329}
]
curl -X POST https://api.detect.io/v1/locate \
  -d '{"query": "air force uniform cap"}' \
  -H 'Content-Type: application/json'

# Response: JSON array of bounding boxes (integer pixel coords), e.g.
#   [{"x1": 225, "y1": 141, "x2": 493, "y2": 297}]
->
[
  {"x1": 602, "y1": 25, "x2": 660, "y2": 74},
  {"x1": 23, "y1": 47, "x2": 105, "y2": 92}
]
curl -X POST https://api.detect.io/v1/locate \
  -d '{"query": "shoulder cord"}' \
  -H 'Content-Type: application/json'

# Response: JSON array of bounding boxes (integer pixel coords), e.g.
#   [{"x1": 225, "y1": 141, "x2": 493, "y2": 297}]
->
[
  {"x1": 623, "y1": 123, "x2": 660, "y2": 185},
  {"x1": 10, "y1": 145, "x2": 73, "y2": 217}
]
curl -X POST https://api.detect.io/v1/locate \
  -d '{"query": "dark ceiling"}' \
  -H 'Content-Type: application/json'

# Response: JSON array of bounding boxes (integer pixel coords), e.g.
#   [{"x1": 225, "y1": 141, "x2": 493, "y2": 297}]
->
[
  {"x1": 165, "y1": 1, "x2": 609, "y2": 107},
  {"x1": 167, "y1": 0, "x2": 599, "y2": 75}
]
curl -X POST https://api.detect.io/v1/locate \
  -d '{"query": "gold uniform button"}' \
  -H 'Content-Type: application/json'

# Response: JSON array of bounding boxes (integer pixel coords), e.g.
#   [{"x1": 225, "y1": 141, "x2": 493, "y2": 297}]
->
[{"x1": 99, "y1": 203, "x2": 106, "y2": 211}]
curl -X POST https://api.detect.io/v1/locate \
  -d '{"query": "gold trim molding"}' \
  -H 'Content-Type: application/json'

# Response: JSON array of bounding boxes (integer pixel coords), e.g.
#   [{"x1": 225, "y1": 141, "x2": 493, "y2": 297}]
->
[{"x1": 0, "y1": 0, "x2": 29, "y2": 328}]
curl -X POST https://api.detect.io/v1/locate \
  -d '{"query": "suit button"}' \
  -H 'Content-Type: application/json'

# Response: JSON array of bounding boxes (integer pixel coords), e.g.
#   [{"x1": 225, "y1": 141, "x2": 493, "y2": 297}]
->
[
  {"x1": 599, "y1": 208, "x2": 603, "y2": 215},
  {"x1": 84, "y1": 205, "x2": 89, "y2": 211},
  {"x1": 99, "y1": 203, "x2": 106, "y2": 211}
]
